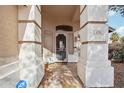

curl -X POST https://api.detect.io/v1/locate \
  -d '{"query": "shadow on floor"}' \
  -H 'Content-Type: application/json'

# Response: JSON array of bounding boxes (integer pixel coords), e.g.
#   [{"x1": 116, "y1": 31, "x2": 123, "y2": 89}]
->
[
  {"x1": 39, "y1": 62, "x2": 124, "y2": 88},
  {"x1": 38, "y1": 62, "x2": 84, "y2": 88}
]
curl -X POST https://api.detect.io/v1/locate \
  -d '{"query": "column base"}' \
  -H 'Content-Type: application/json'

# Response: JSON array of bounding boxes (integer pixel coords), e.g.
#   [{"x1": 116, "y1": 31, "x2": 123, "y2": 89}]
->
[{"x1": 77, "y1": 60, "x2": 114, "y2": 87}]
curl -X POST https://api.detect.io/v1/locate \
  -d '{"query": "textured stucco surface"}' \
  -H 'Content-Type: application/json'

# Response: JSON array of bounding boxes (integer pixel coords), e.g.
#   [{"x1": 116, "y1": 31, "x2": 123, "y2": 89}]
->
[
  {"x1": 18, "y1": 5, "x2": 44, "y2": 87},
  {"x1": 80, "y1": 44, "x2": 108, "y2": 61},
  {"x1": 0, "y1": 6, "x2": 18, "y2": 57},
  {"x1": 18, "y1": 23, "x2": 41, "y2": 42},
  {"x1": 79, "y1": 24, "x2": 108, "y2": 42},
  {"x1": 18, "y1": 6, "x2": 41, "y2": 25},
  {"x1": 80, "y1": 5, "x2": 107, "y2": 28},
  {"x1": 78, "y1": 5, "x2": 114, "y2": 87},
  {"x1": 42, "y1": 10, "x2": 79, "y2": 53}
]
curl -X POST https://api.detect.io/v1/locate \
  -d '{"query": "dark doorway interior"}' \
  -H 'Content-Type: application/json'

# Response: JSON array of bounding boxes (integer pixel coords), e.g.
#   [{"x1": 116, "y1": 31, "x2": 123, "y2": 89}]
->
[{"x1": 56, "y1": 34, "x2": 66, "y2": 60}]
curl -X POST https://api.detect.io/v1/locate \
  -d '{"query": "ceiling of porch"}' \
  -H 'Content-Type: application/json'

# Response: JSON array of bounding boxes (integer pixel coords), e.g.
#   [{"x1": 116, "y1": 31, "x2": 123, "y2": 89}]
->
[{"x1": 41, "y1": 5, "x2": 80, "y2": 22}]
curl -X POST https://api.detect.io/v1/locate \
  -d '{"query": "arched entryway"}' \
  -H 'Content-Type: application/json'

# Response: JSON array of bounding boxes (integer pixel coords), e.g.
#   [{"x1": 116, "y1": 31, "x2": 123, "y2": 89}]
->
[{"x1": 55, "y1": 25, "x2": 73, "y2": 62}]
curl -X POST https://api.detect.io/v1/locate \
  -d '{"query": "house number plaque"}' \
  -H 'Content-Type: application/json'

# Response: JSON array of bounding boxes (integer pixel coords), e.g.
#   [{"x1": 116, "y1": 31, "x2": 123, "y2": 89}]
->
[{"x1": 93, "y1": 30, "x2": 104, "y2": 35}]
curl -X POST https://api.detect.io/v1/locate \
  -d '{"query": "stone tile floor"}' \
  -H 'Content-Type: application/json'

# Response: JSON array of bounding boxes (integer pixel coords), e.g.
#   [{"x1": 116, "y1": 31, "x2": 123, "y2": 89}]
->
[
  {"x1": 39, "y1": 63, "x2": 83, "y2": 88},
  {"x1": 39, "y1": 62, "x2": 124, "y2": 88}
]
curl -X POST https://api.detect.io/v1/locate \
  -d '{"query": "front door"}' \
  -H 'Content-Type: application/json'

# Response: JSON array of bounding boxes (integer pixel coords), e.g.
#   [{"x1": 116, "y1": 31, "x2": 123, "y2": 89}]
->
[{"x1": 56, "y1": 34, "x2": 66, "y2": 61}]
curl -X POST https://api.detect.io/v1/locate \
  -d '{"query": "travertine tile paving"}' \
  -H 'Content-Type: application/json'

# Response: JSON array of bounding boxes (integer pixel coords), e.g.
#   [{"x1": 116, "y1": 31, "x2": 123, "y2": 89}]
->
[
  {"x1": 39, "y1": 62, "x2": 124, "y2": 88},
  {"x1": 39, "y1": 63, "x2": 83, "y2": 88}
]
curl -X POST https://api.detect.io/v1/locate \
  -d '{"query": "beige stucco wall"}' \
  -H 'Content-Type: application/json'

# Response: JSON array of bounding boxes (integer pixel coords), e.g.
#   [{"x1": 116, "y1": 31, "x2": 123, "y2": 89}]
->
[
  {"x1": 0, "y1": 6, "x2": 18, "y2": 57},
  {"x1": 67, "y1": 33, "x2": 74, "y2": 54},
  {"x1": 42, "y1": 14, "x2": 80, "y2": 54},
  {"x1": 0, "y1": 5, "x2": 19, "y2": 88}
]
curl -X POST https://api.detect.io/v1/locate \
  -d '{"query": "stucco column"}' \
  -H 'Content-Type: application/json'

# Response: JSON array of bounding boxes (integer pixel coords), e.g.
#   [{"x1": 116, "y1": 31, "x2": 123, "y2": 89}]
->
[
  {"x1": 78, "y1": 5, "x2": 114, "y2": 87},
  {"x1": 18, "y1": 5, "x2": 44, "y2": 87}
]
